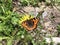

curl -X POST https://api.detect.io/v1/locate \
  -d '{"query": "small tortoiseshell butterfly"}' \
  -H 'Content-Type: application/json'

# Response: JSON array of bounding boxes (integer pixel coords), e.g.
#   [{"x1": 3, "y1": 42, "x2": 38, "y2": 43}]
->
[{"x1": 22, "y1": 18, "x2": 39, "y2": 31}]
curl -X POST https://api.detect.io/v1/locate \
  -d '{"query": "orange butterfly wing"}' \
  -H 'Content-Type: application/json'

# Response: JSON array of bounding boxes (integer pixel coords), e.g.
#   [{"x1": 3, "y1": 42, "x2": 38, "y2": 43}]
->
[{"x1": 22, "y1": 18, "x2": 39, "y2": 31}]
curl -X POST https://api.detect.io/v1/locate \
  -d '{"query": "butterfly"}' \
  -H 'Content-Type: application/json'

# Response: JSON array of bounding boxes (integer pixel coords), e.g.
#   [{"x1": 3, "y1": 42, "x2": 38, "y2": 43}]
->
[{"x1": 22, "y1": 18, "x2": 39, "y2": 31}]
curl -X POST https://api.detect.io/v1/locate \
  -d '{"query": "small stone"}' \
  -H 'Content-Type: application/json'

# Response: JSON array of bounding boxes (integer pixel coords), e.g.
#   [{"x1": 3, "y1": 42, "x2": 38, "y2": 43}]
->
[
  {"x1": 47, "y1": 27, "x2": 53, "y2": 31},
  {"x1": 44, "y1": 21, "x2": 51, "y2": 28},
  {"x1": 21, "y1": 35, "x2": 24, "y2": 38},
  {"x1": 41, "y1": 29, "x2": 46, "y2": 33}
]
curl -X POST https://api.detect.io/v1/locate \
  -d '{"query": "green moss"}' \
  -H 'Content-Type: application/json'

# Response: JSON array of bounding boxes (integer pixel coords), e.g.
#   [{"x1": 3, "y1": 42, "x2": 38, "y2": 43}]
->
[{"x1": 57, "y1": 43, "x2": 60, "y2": 45}]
